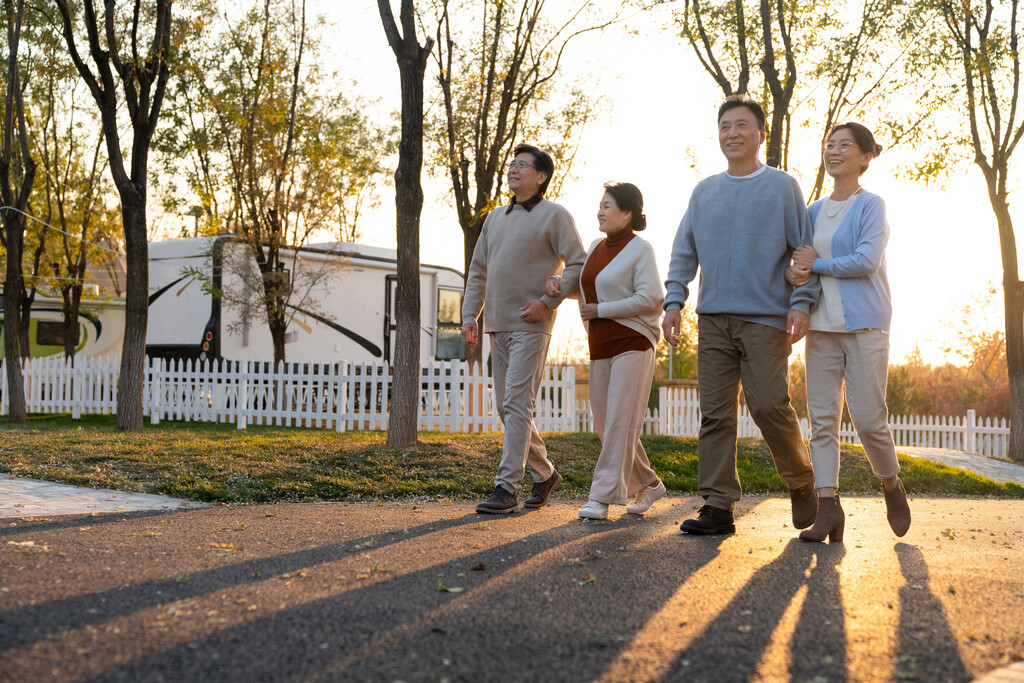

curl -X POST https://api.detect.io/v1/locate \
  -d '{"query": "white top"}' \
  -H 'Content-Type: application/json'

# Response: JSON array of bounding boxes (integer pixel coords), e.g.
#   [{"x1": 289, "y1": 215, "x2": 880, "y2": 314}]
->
[
  {"x1": 728, "y1": 164, "x2": 769, "y2": 180},
  {"x1": 579, "y1": 235, "x2": 665, "y2": 348},
  {"x1": 809, "y1": 197, "x2": 854, "y2": 332}
]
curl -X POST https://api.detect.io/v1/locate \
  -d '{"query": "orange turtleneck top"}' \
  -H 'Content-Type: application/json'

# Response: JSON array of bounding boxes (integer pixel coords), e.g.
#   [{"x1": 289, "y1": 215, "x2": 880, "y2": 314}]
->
[{"x1": 580, "y1": 229, "x2": 654, "y2": 361}]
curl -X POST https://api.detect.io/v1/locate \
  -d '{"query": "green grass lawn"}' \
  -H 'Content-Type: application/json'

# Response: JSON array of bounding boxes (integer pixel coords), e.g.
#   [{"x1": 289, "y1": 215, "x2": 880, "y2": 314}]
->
[{"x1": 1, "y1": 414, "x2": 1021, "y2": 504}]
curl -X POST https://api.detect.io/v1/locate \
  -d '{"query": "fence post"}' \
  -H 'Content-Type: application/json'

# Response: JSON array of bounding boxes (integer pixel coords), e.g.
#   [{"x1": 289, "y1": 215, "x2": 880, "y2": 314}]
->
[
  {"x1": 237, "y1": 360, "x2": 249, "y2": 430},
  {"x1": 71, "y1": 356, "x2": 82, "y2": 419},
  {"x1": 565, "y1": 365, "x2": 576, "y2": 432},
  {"x1": 149, "y1": 357, "x2": 161, "y2": 425},
  {"x1": 965, "y1": 409, "x2": 977, "y2": 454}
]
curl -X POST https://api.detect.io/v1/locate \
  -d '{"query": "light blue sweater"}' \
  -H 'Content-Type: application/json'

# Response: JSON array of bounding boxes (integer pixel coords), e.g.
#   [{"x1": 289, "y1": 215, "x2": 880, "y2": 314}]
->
[
  {"x1": 664, "y1": 167, "x2": 819, "y2": 332},
  {"x1": 807, "y1": 191, "x2": 892, "y2": 331}
]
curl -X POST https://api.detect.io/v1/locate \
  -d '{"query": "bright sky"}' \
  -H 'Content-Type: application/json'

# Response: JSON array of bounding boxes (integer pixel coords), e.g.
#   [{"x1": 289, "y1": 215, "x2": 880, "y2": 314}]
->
[{"x1": 324, "y1": 1, "x2": 1010, "y2": 365}]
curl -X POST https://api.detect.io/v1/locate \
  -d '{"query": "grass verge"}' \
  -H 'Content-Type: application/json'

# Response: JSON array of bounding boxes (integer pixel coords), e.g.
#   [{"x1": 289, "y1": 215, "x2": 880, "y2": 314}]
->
[{"x1": 1, "y1": 414, "x2": 1021, "y2": 504}]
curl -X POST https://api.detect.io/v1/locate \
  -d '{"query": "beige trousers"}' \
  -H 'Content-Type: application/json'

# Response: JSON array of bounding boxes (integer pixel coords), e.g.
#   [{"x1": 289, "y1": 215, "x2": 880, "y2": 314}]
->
[
  {"x1": 696, "y1": 315, "x2": 814, "y2": 511},
  {"x1": 490, "y1": 331, "x2": 556, "y2": 493},
  {"x1": 806, "y1": 330, "x2": 900, "y2": 489},
  {"x1": 588, "y1": 349, "x2": 660, "y2": 505}
]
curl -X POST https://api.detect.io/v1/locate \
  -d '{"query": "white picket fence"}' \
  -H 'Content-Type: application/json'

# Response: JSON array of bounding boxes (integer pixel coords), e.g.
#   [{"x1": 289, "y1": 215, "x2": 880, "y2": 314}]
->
[
  {"x1": 0, "y1": 354, "x2": 1011, "y2": 456},
  {"x1": 0, "y1": 355, "x2": 576, "y2": 433},
  {"x1": 656, "y1": 384, "x2": 1011, "y2": 457}
]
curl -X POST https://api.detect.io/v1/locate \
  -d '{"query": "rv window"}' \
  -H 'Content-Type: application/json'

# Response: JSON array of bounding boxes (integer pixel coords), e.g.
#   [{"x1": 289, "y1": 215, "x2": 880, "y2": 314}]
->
[
  {"x1": 436, "y1": 287, "x2": 465, "y2": 361},
  {"x1": 36, "y1": 321, "x2": 66, "y2": 347},
  {"x1": 437, "y1": 288, "x2": 461, "y2": 325},
  {"x1": 436, "y1": 328, "x2": 464, "y2": 361}
]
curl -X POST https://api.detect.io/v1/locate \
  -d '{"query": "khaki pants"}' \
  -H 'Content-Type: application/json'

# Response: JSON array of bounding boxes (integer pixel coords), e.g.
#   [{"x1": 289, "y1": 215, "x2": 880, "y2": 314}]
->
[
  {"x1": 697, "y1": 315, "x2": 813, "y2": 511},
  {"x1": 806, "y1": 330, "x2": 900, "y2": 489},
  {"x1": 588, "y1": 349, "x2": 661, "y2": 505},
  {"x1": 490, "y1": 331, "x2": 556, "y2": 493}
]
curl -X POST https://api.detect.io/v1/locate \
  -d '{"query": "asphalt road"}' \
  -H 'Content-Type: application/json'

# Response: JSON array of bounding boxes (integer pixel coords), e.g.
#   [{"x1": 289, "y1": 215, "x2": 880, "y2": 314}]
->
[{"x1": 2, "y1": 496, "x2": 1022, "y2": 682}]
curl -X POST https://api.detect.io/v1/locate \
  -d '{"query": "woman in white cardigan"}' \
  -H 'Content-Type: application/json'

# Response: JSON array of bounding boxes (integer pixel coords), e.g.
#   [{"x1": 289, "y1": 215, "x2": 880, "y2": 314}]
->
[{"x1": 546, "y1": 182, "x2": 667, "y2": 519}]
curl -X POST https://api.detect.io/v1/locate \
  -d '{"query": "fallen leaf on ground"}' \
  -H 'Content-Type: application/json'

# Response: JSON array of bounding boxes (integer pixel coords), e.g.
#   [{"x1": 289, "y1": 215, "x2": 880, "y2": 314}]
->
[{"x1": 438, "y1": 581, "x2": 465, "y2": 593}]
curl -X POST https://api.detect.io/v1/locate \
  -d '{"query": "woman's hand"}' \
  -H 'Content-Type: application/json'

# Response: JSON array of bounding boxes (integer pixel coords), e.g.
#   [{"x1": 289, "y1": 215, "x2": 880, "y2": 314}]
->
[
  {"x1": 579, "y1": 302, "x2": 599, "y2": 321},
  {"x1": 792, "y1": 245, "x2": 818, "y2": 271},
  {"x1": 544, "y1": 276, "x2": 562, "y2": 298},
  {"x1": 786, "y1": 264, "x2": 811, "y2": 287}
]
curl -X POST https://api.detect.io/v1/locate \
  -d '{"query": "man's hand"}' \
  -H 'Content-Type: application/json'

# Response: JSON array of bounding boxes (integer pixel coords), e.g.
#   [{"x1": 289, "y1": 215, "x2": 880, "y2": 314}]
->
[
  {"x1": 518, "y1": 299, "x2": 549, "y2": 323},
  {"x1": 544, "y1": 276, "x2": 562, "y2": 298},
  {"x1": 461, "y1": 322, "x2": 478, "y2": 345},
  {"x1": 786, "y1": 264, "x2": 811, "y2": 287},
  {"x1": 662, "y1": 309, "x2": 681, "y2": 346},
  {"x1": 787, "y1": 309, "x2": 809, "y2": 343}
]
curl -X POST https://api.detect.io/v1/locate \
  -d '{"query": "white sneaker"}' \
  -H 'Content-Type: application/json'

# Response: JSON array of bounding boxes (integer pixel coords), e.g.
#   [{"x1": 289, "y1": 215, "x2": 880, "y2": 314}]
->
[
  {"x1": 627, "y1": 480, "x2": 666, "y2": 514},
  {"x1": 578, "y1": 500, "x2": 608, "y2": 520}
]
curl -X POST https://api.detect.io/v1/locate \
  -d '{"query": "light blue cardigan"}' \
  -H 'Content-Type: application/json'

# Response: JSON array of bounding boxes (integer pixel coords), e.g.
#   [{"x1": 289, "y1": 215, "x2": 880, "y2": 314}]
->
[{"x1": 808, "y1": 191, "x2": 892, "y2": 331}]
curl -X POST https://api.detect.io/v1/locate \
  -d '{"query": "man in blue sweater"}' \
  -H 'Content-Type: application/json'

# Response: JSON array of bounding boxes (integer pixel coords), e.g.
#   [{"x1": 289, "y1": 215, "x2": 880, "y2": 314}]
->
[{"x1": 662, "y1": 95, "x2": 820, "y2": 535}]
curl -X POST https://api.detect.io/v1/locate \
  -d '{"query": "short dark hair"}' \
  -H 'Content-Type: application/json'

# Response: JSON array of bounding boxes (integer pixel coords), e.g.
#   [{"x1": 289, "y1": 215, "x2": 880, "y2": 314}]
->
[
  {"x1": 717, "y1": 94, "x2": 766, "y2": 130},
  {"x1": 602, "y1": 181, "x2": 647, "y2": 231},
  {"x1": 512, "y1": 143, "x2": 554, "y2": 195},
  {"x1": 826, "y1": 122, "x2": 883, "y2": 175}
]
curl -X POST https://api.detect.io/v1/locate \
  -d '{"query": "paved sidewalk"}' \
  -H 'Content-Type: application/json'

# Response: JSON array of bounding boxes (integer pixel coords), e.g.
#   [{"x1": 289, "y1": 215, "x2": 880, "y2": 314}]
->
[
  {"x1": 896, "y1": 447, "x2": 1024, "y2": 485},
  {"x1": 2, "y1": 497, "x2": 1021, "y2": 682},
  {"x1": 0, "y1": 474, "x2": 207, "y2": 518},
  {"x1": 2, "y1": 449, "x2": 1022, "y2": 681}
]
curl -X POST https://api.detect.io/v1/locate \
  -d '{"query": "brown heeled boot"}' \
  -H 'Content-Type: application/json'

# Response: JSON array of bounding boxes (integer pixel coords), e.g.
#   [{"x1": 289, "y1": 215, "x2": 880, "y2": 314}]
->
[
  {"x1": 798, "y1": 494, "x2": 845, "y2": 543},
  {"x1": 883, "y1": 478, "x2": 911, "y2": 537}
]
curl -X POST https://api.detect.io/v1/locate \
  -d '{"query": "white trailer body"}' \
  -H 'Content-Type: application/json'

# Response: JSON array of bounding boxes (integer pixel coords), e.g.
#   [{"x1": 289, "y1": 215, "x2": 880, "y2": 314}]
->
[
  {"x1": 0, "y1": 294, "x2": 125, "y2": 360},
  {"x1": 146, "y1": 236, "x2": 481, "y2": 365}
]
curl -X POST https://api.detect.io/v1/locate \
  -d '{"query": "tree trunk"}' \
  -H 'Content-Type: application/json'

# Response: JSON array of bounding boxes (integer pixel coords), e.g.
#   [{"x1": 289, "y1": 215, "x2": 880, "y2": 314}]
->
[
  {"x1": 268, "y1": 307, "x2": 287, "y2": 366},
  {"x1": 18, "y1": 285, "x2": 33, "y2": 359},
  {"x1": 386, "y1": 54, "x2": 427, "y2": 449},
  {"x1": 2, "y1": 233, "x2": 26, "y2": 423},
  {"x1": 62, "y1": 284, "x2": 83, "y2": 359},
  {"x1": 463, "y1": 221, "x2": 484, "y2": 371},
  {"x1": 1004, "y1": 283, "x2": 1024, "y2": 461},
  {"x1": 115, "y1": 196, "x2": 149, "y2": 431},
  {"x1": 992, "y1": 198, "x2": 1024, "y2": 462}
]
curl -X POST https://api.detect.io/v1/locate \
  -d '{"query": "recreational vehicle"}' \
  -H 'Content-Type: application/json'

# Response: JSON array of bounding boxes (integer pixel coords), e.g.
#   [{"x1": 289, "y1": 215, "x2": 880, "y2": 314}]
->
[
  {"x1": 0, "y1": 294, "x2": 125, "y2": 359},
  {"x1": 146, "y1": 236, "x2": 484, "y2": 365}
]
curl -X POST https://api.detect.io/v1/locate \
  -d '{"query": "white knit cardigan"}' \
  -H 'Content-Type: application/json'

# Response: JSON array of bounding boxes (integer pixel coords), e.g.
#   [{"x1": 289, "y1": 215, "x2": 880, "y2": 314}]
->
[{"x1": 578, "y1": 235, "x2": 665, "y2": 349}]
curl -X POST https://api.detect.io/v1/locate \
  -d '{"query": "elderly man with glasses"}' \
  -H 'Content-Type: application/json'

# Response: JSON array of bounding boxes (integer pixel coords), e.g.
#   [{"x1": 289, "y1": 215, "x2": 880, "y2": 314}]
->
[{"x1": 462, "y1": 143, "x2": 587, "y2": 514}]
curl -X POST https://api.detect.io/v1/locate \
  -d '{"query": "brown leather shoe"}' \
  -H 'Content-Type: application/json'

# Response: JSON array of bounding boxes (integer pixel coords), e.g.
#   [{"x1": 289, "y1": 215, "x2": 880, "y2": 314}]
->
[
  {"x1": 790, "y1": 480, "x2": 818, "y2": 529},
  {"x1": 799, "y1": 494, "x2": 845, "y2": 543},
  {"x1": 524, "y1": 471, "x2": 562, "y2": 508},
  {"x1": 883, "y1": 478, "x2": 911, "y2": 537}
]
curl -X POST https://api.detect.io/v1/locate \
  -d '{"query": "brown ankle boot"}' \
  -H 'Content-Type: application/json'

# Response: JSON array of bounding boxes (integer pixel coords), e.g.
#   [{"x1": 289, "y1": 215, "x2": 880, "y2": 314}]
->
[
  {"x1": 799, "y1": 494, "x2": 845, "y2": 543},
  {"x1": 883, "y1": 478, "x2": 911, "y2": 537}
]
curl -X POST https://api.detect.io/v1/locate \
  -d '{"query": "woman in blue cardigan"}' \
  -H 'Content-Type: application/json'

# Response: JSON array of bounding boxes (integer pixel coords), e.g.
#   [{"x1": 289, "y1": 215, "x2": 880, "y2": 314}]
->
[{"x1": 787, "y1": 122, "x2": 910, "y2": 542}]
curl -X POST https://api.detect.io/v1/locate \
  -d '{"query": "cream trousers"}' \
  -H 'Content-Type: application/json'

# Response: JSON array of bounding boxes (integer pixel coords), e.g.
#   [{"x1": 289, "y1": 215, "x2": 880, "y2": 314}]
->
[
  {"x1": 588, "y1": 349, "x2": 660, "y2": 505},
  {"x1": 806, "y1": 329, "x2": 900, "y2": 490},
  {"x1": 490, "y1": 331, "x2": 556, "y2": 493}
]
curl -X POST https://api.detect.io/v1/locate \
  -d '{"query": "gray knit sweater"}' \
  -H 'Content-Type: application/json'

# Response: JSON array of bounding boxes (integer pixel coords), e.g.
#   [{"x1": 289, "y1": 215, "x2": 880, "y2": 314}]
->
[
  {"x1": 664, "y1": 167, "x2": 820, "y2": 331},
  {"x1": 462, "y1": 198, "x2": 586, "y2": 335}
]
